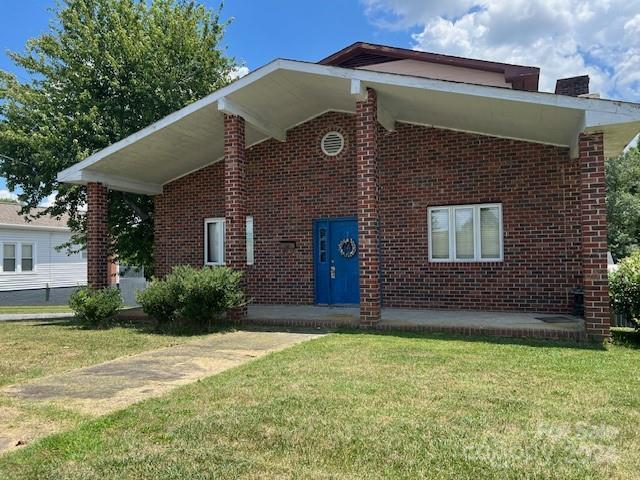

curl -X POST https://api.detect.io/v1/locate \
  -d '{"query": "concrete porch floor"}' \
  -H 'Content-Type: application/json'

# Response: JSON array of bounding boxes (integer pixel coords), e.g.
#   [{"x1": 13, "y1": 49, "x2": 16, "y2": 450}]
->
[{"x1": 247, "y1": 305, "x2": 586, "y2": 339}]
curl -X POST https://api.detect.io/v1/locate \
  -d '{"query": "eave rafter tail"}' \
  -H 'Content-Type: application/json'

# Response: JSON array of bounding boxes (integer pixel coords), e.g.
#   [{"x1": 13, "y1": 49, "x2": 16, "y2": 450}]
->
[
  {"x1": 569, "y1": 109, "x2": 640, "y2": 158},
  {"x1": 217, "y1": 97, "x2": 286, "y2": 142},
  {"x1": 56, "y1": 170, "x2": 163, "y2": 196},
  {"x1": 350, "y1": 79, "x2": 396, "y2": 132}
]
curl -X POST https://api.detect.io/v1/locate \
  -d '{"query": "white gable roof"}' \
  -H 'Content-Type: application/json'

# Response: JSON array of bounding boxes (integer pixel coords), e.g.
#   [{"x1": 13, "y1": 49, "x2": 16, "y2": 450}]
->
[{"x1": 57, "y1": 59, "x2": 640, "y2": 195}]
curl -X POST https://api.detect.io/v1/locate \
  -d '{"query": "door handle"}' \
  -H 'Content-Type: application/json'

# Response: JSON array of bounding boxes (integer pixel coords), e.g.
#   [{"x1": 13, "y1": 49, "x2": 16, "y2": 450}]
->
[{"x1": 330, "y1": 265, "x2": 336, "y2": 279}]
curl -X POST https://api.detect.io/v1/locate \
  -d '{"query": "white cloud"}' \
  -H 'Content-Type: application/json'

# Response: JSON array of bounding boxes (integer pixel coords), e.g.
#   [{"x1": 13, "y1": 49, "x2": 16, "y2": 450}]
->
[
  {"x1": 229, "y1": 66, "x2": 249, "y2": 80},
  {"x1": 0, "y1": 189, "x2": 18, "y2": 201},
  {"x1": 40, "y1": 191, "x2": 57, "y2": 208},
  {"x1": 362, "y1": 0, "x2": 640, "y2": 101},
  {"x1": 0, "y1": 189, "x2": 59, "y2": 207}
]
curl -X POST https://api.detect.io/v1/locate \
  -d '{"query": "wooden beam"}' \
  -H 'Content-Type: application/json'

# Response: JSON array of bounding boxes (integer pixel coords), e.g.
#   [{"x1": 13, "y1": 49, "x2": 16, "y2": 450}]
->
[
  {"x1": 377, "y1": 96, "x2": 396, "y2": 132},
  {"x1": 570, "y1": 112, "x2": 586, "y2": 159},
  {"x1": 350, "y1": 78, "x2": 368, "y2": 102},
  {"x1": 352, "y1": 79, "x2": 396, "y2": 131},
  {"x1": 70, "y1": 171, "x2": 163, "y2": 195},
  {"x1": 218, "y1": 97, "x2": 286, "y2": 142}
]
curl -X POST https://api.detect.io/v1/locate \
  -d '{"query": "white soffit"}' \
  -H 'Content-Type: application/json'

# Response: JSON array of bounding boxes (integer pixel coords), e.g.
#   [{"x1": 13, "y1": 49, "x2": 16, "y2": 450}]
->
[{"x1": 57, "y1": 59, "x2": 640, "y2": 194}]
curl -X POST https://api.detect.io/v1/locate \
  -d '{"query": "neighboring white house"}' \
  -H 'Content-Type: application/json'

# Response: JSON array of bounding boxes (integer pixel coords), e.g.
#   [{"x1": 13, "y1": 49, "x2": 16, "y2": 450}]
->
[{"x1": 0, "y1": 201, "x2": 86, "y2": 305}]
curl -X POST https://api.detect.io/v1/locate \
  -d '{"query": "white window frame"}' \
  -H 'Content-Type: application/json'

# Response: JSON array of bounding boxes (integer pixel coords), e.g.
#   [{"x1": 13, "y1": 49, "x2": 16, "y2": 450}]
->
[
  {"x1": 0, "y1": 241, "x2": 37, "y2": 274},
  {"x1": 20, "y1": 242, "x2": 35, "y2": 272},
  {"x1": 246, "y1": 216, "x2": 254, "y2": 266},
  {"x1": 1, "y1": 242, "x2": 17, "y2": 273},
  {"x1": 204, "y1": 218, "x2": 225, "y2": 266},
  {"x1": 203, "y1": 217, "x2": 256, "y2": 267},
  {"x1": 428, "y1": 203, "x2": 503, "y2": 263}
]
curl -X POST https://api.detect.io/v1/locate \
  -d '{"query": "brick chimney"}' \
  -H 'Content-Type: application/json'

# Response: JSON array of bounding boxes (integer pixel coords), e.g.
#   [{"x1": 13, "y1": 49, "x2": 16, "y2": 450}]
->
[{"x1": 555, "y1": 75, "x2": 589, "y2": 96}]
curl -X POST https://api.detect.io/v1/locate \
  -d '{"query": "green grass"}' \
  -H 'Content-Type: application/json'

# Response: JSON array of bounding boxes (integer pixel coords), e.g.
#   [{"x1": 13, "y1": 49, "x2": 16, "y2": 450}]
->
[
  {"x1": 0, "y1": 318, "x2": 210, "y2": 387},
  {"x1": 1, "y1": 331, "x2": 638, "y2": 479},
  {"x1": 0, "y1": 318, "x2": 217, "y2": 456},
  {"x1": 0, "y1": 305, "x2": 72, "y2": 314}
]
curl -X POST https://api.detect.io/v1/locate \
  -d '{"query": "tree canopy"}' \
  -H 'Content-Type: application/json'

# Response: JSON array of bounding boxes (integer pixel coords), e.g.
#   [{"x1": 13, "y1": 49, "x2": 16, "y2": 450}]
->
[
  {"x1": 606, "y1": 146, "x2": 640, "y2": 261},
  {"x1": 0, "y1": 0, "x2": 237, "y2": 275}
]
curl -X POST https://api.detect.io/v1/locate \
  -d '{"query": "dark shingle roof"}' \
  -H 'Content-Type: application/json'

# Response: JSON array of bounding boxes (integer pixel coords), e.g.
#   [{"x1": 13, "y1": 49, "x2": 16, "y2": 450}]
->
[{"x1": 319, "y1": 42, "x2": 540, "y2": 91}]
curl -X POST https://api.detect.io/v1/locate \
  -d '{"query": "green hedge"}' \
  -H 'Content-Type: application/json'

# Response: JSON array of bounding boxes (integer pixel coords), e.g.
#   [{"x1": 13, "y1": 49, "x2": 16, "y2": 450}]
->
[
  {"x1": 136, "y1": 265, "x2": 246, "y2": 325},
  {"x1": 609, "y1": 251, "x2": 640, "y2": 329},
  {"x1": 69, "y1": 287, "x2": 123, "y2": 327}
]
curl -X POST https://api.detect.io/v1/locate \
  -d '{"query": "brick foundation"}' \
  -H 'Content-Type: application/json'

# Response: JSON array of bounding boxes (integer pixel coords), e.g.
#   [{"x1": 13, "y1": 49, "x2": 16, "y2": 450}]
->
[
  {"x1": 243, "y1": 316, "x2": 586, "y2": 342},
  {"x1": 579, "y1": 132, "x2": 610, "y2": 339},
  {"x1": 86, "y1": 182, "x2": 109, "y2": 289}
]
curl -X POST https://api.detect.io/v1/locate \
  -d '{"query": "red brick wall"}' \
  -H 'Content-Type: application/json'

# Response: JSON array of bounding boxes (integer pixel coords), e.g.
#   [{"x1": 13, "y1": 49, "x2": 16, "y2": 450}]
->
[
  {"x1": 155, "y1": 112, "x2": 358, "y2": 305},
  {"x1": 356, "y1": 88, "x2": 382, "y2": 324},
  {"x1": 579, "y1": 132, "x2": 610, "y2": 338},
  {"x1": 379, "y1": 123, "x2": 581, "y2": 312},
  {"x1": 224, "y1": 114, "x2": 247, "y2": 270},
  {"x1": 87, "y1": 182, "x2": 109, "y2": 289},
  {"x1": 154, "y1": 162, "x2": 225, "y2": 278},
  {"x1": 155, "y1": 112, "x2": 582, "y2": 313}
]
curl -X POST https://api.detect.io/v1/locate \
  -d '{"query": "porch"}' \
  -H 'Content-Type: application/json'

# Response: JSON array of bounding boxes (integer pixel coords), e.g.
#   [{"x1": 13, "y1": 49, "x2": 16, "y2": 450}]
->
[
  {"x1": 56, "y1": 58, "x2": 640, "y2": 341},
  {"x1": 246, "y1": 305, "x2": 586, "y2": 341}
]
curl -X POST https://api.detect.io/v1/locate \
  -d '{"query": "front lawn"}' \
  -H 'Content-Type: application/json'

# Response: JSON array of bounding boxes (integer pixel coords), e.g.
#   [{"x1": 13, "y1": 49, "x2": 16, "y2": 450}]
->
[
  {"x1": 0, "y1": 318, "x2": 210, "y2": 387},
  {"x1": 1, "y1": 331, "x2": 638, "y2": 479},
  {"x1": 0, "y1": 318, "x2": 216, "y2": 454}
]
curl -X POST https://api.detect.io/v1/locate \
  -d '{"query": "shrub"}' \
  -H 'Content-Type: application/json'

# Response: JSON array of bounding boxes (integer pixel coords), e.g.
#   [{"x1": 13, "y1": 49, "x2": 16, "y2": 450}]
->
[
  {"x1": 69, "y1": 287, "x2": 123, "y2": 327},
  {"x1": 609, "y1": 251, "x2": 640, "y2": 328},
  {"x1": 136, "y1": 265, "x2": 246, "y2": 326},
  {"x1": 135, "y1": 267, "x2": 190, "y2": 323},
  {"x1": 177, "y1": 266, "x2": 246, "y2": 323}
]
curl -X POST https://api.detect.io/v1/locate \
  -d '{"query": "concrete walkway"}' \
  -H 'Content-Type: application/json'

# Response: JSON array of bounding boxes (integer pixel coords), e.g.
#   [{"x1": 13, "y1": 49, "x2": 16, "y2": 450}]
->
[
  {"x1": 0, "y1": 312, "x2": 73, "y2": 322},
  {"x1": 0, "y1": 328, "x2": 323, "y2": 453}
]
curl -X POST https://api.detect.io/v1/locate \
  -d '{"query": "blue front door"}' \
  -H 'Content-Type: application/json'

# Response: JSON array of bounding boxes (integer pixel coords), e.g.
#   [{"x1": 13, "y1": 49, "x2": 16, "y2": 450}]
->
[{"x1": 314, "y1": 218, "x2": 359, "y2": 305}]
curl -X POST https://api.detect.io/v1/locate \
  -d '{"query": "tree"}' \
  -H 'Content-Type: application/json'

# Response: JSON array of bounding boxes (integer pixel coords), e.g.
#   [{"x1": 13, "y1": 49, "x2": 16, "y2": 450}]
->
[
  {"x1": 0, "y1": 0, "x2": 237, "y2": 275},
  {"x1": 606, "y1": 146, "x2": 640, "y2": 261}
]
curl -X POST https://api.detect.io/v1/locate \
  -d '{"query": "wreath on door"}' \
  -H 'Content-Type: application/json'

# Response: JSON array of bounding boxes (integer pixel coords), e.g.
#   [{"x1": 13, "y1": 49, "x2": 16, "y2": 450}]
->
[{"x1": 338, "y1": 237, "x2": 357, "y2": 258}]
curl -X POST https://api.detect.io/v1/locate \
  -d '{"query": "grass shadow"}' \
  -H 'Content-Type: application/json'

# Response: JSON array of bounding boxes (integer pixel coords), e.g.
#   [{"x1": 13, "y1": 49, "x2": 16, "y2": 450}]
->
[
  {"x1": 28, "y1": 315, "x2": 235, "y2": 337},
  {"x1": 610, "y1": 327, "x2": 640, "y2": 349},
  {"x1": 118, "y1": 318, "x2": 236, "y2": 337},
  {"x1": 358, "y1": 329, "x2": 607, "y2": 350}
]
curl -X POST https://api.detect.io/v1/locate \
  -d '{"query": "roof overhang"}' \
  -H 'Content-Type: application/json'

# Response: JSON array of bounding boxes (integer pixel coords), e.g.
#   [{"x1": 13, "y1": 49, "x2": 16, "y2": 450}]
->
[
  {"x1": 0, "y1": 223, "x2": 70, "y2": 232},
  {"x1": 319, "y1": 42, "x2": 540, "y2": 91},
  {"x1": 57, "y1": 59, "x2": 640, "y2": 195}
]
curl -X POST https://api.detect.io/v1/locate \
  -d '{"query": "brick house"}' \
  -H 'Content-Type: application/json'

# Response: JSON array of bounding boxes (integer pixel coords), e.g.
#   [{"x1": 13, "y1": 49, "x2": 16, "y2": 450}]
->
[{"x1": 58, "y1": 43, "x2": 640, "y2": 340}]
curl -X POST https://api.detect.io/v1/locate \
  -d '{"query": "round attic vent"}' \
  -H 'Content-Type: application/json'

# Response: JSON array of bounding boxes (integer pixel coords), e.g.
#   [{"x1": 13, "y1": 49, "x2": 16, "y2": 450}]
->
[{"x1": 321, "y1": 131, "x2": 345, "y2": 157}]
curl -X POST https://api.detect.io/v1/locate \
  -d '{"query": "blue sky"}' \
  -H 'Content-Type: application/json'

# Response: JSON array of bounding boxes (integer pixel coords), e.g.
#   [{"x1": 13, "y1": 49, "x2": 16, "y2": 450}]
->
[
  {"x1": 0, "y1": 1, "x2": 416, "y2": 92},
  {"x1": 0, "y1": 0, "x2": 415, "y2": 197},
  {"x1": 1, "y1": 0, "x2": 639, "y2": 197}
]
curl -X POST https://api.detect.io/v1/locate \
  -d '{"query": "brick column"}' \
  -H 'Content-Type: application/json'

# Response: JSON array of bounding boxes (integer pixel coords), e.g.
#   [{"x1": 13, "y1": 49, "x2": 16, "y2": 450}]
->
[
  {"x1": 86, "y1": 182, "x2": 109, "y2": 289},
  {"x1": 224, "y1": 114, "x2": 247, "y2": 319},
  {"x1": 153, "y1": 194, "x2": 170, "y2": 279},
  {"x1": 356, "y1": 88, "x2": 381, "y2": 326},
  {"x1": 579, "y1": 132, "x2": 610, "y2": 340}
]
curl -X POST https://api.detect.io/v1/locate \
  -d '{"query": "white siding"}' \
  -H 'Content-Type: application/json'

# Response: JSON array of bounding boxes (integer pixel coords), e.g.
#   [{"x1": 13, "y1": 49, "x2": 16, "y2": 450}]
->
[
  {"x1": 358, "y1": 59, "x2": 511, "y2": 88},
  {"x1": 0, "y1": 227, "x2": 87, "y2": 292}
]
